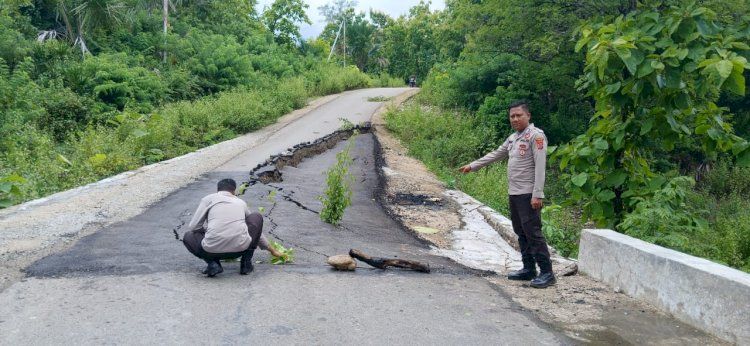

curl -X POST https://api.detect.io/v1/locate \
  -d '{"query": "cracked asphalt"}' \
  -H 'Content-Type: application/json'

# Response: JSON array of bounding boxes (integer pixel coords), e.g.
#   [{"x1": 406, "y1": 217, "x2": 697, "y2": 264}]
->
[{"x1": 0, "y1": 90, "x2": 570, "y2": 344}]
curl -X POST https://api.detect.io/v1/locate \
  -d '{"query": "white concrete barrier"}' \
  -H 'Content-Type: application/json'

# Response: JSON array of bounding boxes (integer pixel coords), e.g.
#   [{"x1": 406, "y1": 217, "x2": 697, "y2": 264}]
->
[{"x1": 579, "y1": 229, "x2": 750, "y2": 344}]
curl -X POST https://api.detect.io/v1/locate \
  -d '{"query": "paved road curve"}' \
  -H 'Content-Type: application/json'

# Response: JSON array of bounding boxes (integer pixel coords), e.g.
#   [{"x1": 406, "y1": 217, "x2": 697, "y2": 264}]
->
[{"x1": 0, "y1": 88, "x2": 568, "y2": 344}]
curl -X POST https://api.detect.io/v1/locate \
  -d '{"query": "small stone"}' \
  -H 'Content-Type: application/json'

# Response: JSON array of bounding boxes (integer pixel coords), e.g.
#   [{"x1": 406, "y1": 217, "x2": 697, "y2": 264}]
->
[{"x1": 327, "y1": 254, "x2": 356, "y2": 271}]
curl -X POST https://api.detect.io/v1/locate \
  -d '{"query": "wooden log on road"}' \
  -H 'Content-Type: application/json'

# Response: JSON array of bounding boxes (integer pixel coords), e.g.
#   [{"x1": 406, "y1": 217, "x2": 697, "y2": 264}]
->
[{"x1": 349, "y1": 249, "x2": 430, "y2": 273}]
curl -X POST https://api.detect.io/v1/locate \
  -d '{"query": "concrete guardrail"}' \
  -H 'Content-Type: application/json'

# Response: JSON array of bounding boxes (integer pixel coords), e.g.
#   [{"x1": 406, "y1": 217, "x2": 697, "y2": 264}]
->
[{"x1": 579, "y1": 229, "x2": 750, "y2": 344}]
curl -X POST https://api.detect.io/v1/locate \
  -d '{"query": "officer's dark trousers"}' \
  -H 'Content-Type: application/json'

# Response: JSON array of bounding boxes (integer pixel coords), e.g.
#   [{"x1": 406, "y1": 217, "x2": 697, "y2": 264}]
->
[
  {"x1": 509, "y1": 194, "x2": 552, "y2": 273},
  {"x1": 182, "y1": 213, "x2": 264, "y2": 261}
]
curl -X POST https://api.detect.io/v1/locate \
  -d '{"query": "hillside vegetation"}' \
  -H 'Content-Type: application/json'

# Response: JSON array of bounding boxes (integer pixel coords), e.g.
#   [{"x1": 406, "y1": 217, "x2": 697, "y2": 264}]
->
[
  {"x1": 377, "y1": 0, "x2": 750, "y2": 272},
  {"x1": 0, "y1": 0, "x2": 401, "y2": 207}
]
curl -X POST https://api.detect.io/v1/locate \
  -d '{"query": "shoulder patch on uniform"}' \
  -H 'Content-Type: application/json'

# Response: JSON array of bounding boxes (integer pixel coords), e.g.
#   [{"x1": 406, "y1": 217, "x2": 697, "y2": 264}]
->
[{"x1": 535, "y1": 136, "x2": 544, "y2": 150}]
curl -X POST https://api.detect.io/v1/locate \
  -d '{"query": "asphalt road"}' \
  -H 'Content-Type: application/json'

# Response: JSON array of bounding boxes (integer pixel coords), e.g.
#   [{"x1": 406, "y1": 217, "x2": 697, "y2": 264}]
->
[{"x1": 0, "y1": 89, "x2": 569, "y2": 344}]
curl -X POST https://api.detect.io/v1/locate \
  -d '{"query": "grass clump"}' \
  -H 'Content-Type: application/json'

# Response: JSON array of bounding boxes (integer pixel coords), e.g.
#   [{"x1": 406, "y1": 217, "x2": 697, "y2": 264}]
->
[{"x1": 367, "y1": 96, "x2": 392, "y2": 102}]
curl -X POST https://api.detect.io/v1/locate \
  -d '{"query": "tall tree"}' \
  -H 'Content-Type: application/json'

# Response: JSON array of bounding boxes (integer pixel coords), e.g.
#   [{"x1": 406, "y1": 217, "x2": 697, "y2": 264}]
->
[
  {"x1": 50, "y1": 0, "x2": 126, "y2": 57},
  {"x1": 318, "y1": 0, "x2": 356, "y2": 23},
  {"x1": 262, "y1": 0, "x2": 311, "y2": 46}
]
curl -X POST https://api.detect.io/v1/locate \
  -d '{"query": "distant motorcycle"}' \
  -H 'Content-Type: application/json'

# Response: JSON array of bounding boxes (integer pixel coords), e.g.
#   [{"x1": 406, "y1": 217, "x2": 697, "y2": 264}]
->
[{"x1": 408, "y1": 76, "x2": 417, "y2": 87}]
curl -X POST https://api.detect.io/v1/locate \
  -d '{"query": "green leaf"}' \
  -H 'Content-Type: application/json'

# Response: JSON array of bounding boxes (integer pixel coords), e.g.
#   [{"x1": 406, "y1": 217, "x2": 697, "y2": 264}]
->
[
  {"x1": 690, "y1": 8, "x2": 707, "y2": 17},
  {"x1": 724, "y1": 67, "x2": 745, "y2": 95},
  {"x1": 0, "y1": 198, "x2": 13, "y2": 208},
  {"x1": 88, "y1": 154, "x2": 107, "y2": 166},
  {"x1": 695, "y1": 125, "x2": 711, "y2": 135},
  {"x1": 676, "y1": 48, "x2": 689, "y2": 60},
  {"x1": 0, "y1": 182, "x2": 11, "y2": 193},
  {"x1": 578, "y1": 147, "x2": 593, "y2": 156},
  {"x1": 665, "y1": 68, "x2": 681, "y2": 88},
  {"x1": 732, "y1": 141, "x2": 750, "y2": 155},
  {"x1": 636, "y1": 61, "x2": 655, "y2": 78},
  {"x1": 57, "y1": 154, "x2": 73, "y2": 167},
  {"x1": 640, "y1": 118, "x2": 654, "y2": 135},
  {"x1": 707, "y1": 127, "x2": 720, "y2": 139},
  {"x1": 738, "y1": 148, "x2": 750, "y2": 167},
  {"x1": 605, "y1": 171, "x2": 628, "y2": 187},
  {"x1": 648, "y1": 176, "x2": 667, "y2": 191},
  {"x1": 575, "y1": 36, "x2": 591, "y2": 52},
  {"x1": 666, "y1": 115, "x2": 681, "y2": 133},
  {"x1": 559, "y1": 156, "x2": 569, "y2": 170},
  {"x1": 715, "y1": 60, "x2": 733, "y2": 79},
  {"x1": 593, "y1": 138, "x2": 609, "y2": 150},
  {"x1": 674, "y1": 92, "x2": 690, "y2": 109},
  {"x1": 598, "y1": 189, "x2": 616, "y2": 202},
  {"x1": 731, "y1": 42, "x2": 750, "y2": 50},
  {"x1": 616, "y1": 48, "x2": 640, "y2": 75},
  {"x1": 597, "y1": 51, "x2": 610, "y2": 81},
  {"x1": 132, "y1": 129, "x2": 149, "y2": 138},
  {"x1": 604, "y1": 82, "x2": 621, "y2": 95},
  {"x1": 572, "y1": 173, "x2": 589, "y2": 187}
]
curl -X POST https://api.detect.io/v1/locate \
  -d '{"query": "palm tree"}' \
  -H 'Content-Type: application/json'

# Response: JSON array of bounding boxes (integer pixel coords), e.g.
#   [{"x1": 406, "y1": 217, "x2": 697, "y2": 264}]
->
[{"x1": 53, "y1": 0, "x2": 126, "y2": 58}]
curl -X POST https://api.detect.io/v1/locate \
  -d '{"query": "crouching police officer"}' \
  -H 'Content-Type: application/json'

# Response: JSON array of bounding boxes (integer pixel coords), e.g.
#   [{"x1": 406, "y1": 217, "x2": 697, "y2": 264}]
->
[
  {"x1": 459, "y1": 100, "x2": 555, "y2": 288},
  {"x1": 182, "y1": 178, "x2": 284, "y2": 277}
]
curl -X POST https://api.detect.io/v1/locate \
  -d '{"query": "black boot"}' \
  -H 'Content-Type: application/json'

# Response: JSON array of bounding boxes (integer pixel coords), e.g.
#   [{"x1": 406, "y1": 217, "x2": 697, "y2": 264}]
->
[
  {"x1": 205, "y1": 259, "x2": 223, "y2": 277},
  {"x1": 508, "y1": 255, "x2": 537, "y2": 281},
  {"x1": 530, "y1": 272, "x2": 556, "y2": 288},
  {"x1": 530, "y1": 254, "x2": 555, "y2": 288},
  {"x1": 240, "y1": 249, "x2": 255, "y2": 275}
]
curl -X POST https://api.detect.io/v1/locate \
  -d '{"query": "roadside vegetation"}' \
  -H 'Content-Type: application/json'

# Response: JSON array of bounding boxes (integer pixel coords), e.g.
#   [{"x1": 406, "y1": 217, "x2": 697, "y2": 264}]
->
[
  {"x1": 383, "y1": 0, "x2": 750, "y2": 272},
  {"x1": 0, "y1": 0, "x2": 403, "y2": 207}
]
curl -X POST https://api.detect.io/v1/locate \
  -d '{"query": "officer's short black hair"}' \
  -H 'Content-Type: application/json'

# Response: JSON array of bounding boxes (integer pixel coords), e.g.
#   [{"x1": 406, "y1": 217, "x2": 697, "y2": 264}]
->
[
  {"x1": 508, "y1": 100, "x2": 530, "y2": 114},
  {"x1": 217, "y1": 178, "x2": 237, "y2": 193}
]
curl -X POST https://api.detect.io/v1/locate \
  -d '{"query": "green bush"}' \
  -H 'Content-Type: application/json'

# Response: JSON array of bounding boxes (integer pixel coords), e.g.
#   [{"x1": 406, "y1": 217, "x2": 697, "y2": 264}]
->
[
  {"x1": 710, "y1": 193, "x2": 750, "y2": 271},
  {"x1": 319, "y1": 137, "x2": 355, "y2": 225},
  {"x1": 700, "y1": 158, "x2": 750, "y2": 198},
  {"x1": 181, "y1": 33, "x2": 253, "y2": 94},
  {"x1": 370, "y1": 73, "x2": 404, "y2": 88},
  {"x1": 61, "y1": 53, "x2": 167, "y2": 112},
  {"x1": 305, "y1": 64, "x2": 372, "y2": 95},
  {"x1": 541, "y1": 204, "x2": 582, "y2": 258},
  {"x1": 619, "y1": 177, "x2": 711, "y2": 255}
]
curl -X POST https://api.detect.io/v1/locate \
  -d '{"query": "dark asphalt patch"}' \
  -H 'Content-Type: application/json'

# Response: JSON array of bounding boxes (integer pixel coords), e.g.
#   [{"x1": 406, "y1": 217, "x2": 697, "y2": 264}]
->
[{"x1": 25, "y1": 133, "x2": 467, "y2": 278}]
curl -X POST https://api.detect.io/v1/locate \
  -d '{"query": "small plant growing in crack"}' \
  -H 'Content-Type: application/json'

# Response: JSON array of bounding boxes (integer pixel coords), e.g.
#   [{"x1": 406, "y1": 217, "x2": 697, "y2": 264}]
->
[
  {"x1": 267, "y1": 189, "x2": 277, "y2": 203},
  {"x1": 235, "y1": 182, "x2": 249, "y2": 196},
  {"x1": 269, "y1": 241, "x2": 294, "y2": 264},
  {"x1": 338, "y1": 117, "x2": 355, "y2": 131},
  {"x1": 319, "y1": 134, "x2": 356, "y2": 225}
]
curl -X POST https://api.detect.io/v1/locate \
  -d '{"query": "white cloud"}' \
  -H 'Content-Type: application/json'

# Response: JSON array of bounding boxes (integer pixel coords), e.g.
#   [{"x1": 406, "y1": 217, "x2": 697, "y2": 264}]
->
[{"x1": 256, "y1": 0, "x2": 446, "y2": 39}]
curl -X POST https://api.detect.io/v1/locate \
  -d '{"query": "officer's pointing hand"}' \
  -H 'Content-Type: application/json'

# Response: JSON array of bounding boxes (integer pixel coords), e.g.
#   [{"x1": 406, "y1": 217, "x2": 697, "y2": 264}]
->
[
  {"x1": 531, "y1": 197, "x2": 543, "y2": 210},
  {"x1": 458, "y1": 165, "x2": 472, "y2": 174}
]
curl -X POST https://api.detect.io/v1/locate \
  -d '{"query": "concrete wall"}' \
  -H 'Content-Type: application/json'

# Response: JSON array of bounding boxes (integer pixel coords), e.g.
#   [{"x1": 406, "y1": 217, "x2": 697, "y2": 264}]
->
[{"x1": 579, "y1": 229, "x2": 750, "y2": 344}]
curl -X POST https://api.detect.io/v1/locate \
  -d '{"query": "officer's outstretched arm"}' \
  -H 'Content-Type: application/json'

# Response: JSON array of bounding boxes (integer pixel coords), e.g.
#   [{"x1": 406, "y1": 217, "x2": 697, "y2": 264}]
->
[{"x1": 465, "y1": 139, "x2": 511, "y2": 172}]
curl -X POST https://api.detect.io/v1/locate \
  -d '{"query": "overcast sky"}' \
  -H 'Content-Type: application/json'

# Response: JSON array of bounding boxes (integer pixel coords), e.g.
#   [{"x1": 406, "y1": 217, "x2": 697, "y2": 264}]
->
[{"x1": 255, "y1": 0, "x2": 446, "y2": 39}]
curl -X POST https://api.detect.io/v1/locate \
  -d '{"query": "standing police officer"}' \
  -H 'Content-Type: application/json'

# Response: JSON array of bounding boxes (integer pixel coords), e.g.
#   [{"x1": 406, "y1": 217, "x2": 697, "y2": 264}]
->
[{"x1": 459, "y1": 100, "x2": 555, "y2": 288}]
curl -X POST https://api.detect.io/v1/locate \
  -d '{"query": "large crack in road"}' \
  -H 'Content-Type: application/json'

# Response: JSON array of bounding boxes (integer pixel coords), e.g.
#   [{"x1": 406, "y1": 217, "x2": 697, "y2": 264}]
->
[{"x1": 0, "y1": 88, "x2": 602, "y2": 344}]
